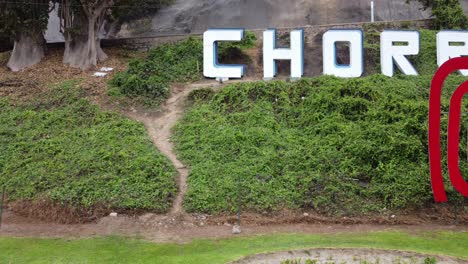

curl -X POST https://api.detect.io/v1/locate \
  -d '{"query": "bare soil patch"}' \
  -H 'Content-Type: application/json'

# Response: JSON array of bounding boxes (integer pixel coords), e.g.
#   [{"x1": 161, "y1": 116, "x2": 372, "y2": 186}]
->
[
  {"x1": 230, "y1": 248, "x2": 468, "y2": 264},
  {"x1": 1, "y1": 209, "x2": 467, "y2": 243},
  {"x1": 0, "y1": 46, "x2": 142, "y2": 103}
]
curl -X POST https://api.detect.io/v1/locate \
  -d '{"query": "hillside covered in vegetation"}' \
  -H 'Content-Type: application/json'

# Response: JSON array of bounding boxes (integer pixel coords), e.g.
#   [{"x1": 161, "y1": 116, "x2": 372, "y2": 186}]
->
[
  {"x1": 0, "y1": 82, "x2": 177, "y2": 220},
  {"x1": 173, "y1": 75, "x2": 467, "y2": 215},
  {"x1": 1, "y1": 27, "x2": 467, "y2": 220}
]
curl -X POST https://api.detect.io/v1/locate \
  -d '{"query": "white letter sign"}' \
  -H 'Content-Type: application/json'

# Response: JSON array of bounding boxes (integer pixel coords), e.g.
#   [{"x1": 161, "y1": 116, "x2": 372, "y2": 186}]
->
[
  {"x1": 381, "y1": 31, "x2": 419, "y2": 77},
  {"x1": 203, "y1": 29, "x2": 246, "y2": 80},
  {"x1": 263, "y1": 30, "x2": 304, "y2": 80},
  {"x1": 437, "y1": 31, "x2": 468, "y2": 76},
  {"x1": 323, "y1": 29, "x2": 363, "y2": 78}
]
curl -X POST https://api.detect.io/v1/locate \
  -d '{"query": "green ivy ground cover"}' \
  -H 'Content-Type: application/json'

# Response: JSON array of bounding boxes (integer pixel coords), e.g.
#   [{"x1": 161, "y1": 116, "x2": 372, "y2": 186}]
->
[
  {"x1": 0, "y1": 82, "x2": 177, "y2": 212},
  {"x1": 174, "y1": 75, "x2": 468, "y2": 214},
  {"x1": 109, "y1": 32, "x2": 256, "y2": 106}
]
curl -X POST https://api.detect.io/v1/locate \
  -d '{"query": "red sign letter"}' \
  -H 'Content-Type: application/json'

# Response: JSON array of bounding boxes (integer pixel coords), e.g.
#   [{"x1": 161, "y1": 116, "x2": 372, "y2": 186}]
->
[{"x1": 429, "y1": 57, "x2": 468, "y2": 202}]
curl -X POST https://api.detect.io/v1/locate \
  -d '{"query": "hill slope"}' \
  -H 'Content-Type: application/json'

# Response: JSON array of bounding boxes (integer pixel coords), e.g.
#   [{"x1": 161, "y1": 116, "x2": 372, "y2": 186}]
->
[
  {"x1": 0, "y1": 82, "x2": 177, "y2": 222},
  {"x1": 173, "y1": 75, "x2": 468, "y2": 215}
]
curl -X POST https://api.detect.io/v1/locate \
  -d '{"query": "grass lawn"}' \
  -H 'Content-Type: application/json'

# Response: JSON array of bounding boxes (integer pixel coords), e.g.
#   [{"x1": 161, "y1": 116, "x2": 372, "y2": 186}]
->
[{"x1": 0, "y1": 231, "x2": 467, "y2": 264}]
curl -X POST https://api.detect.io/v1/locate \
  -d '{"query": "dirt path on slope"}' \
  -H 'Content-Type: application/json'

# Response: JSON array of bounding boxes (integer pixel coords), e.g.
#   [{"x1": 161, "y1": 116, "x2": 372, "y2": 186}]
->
[{"x1": 124, "y1": 80, "x2": 242, "y2": 215}]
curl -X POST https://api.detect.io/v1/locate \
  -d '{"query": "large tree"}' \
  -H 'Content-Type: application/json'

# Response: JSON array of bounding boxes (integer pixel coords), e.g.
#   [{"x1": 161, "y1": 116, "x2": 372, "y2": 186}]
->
[
  {"x1": 0, "y1": 0, "x2": 51, "y2": 71},
  {"x1": 57, "y1": 0, "x2": 172, "y2": 70},
  {"x1": 57, "y1": 0, "x2": 112, "y2": 70}
]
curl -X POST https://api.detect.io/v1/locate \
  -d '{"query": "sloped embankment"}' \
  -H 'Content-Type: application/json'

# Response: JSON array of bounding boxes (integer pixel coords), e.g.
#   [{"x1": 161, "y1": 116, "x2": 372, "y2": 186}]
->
[
  {"x1": 172, "y1": 75, "x2": 468, "y2": 215},
  {"x1": 0, "y1": 83, "x2": 178, "y2": 222}
]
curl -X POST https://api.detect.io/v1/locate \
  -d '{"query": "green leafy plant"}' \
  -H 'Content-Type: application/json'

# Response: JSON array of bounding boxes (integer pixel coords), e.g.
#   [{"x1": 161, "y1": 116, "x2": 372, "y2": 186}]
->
[
  {"x1": 407, "y1": 0, "x2": 467, "y2": 29},
  {"x1": 430, "y1": 0, "x2": 467, "y2": 29},
  {"x1": 110, "y1": 37, "x2": 204, "y2": 105},
  {"x1": 0, "y1": 83, "x2": 177, "y2": 212},
  {"x1": 173, "y1": 75, "x2": 468, "y2": 215},
  {"x1": 110, "y1": 32, "x2": 256, "y2": 106},
  {"x1": 423, "y1": 257, "x2": 437, "y2": 264},
  {"x1": 187, "y1": 88, "x2": 216, "y2": 104},
  {"x1": 0, "y1": 0, "x2": 49, "y2": 37}
]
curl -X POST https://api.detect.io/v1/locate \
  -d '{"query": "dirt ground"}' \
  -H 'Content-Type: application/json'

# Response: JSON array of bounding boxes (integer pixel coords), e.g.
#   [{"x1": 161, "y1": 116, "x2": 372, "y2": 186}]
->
[
  {"x1": 0, "y1": 47, "x2": 135, "y2": 101},
  {"x1": 230, "y1": 248, "x2": 468, "y2": 264},
  {"x1": 0, "y1": 209, "x2": 467, "y2": 243}
]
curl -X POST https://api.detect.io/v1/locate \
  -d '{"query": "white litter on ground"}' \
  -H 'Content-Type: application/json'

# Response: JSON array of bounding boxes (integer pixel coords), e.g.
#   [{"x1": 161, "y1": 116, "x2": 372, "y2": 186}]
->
[
  {"x1": 100, "y1": 67, "x2": 114, "y2": 72},
  {"x1": 93, "y1": 72, "x2": 108, "y2": 77}
]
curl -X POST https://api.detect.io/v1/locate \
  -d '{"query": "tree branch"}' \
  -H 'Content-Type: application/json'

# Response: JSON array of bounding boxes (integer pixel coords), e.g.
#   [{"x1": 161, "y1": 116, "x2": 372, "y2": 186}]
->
[{"x1": 95, "y1": 0, "x2": 113, "y2": 18}]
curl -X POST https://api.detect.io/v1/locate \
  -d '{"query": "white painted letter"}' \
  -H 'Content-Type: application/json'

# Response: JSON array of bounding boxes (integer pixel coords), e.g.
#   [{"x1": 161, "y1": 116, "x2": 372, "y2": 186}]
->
[
  {"x1": 437, "y1": 31, "x2": 468, "y2": 76},
  {"x1": 323, "y1": 30, "x2": 363, "y2": 78},
  {"x1": 381, "y1": 31, "x2": 419, "y2": 77},
  {"x1": 263, "y1": 29, "x2": 304, "y2": 80},
  {"x1": 203, "y1": 29, "x2": 246, "y2": 80}
]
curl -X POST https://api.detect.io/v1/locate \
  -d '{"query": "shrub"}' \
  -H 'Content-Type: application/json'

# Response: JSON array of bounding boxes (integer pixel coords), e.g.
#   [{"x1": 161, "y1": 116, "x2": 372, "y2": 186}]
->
[
  {"x1": 187, "y1": 88, "x2": 216, "y2": 104},
  {"x1": 110, "y1": 37, "x2": 204, "y2": 104},
  {"x1": 424, "y1": 257, "x2": 437, "y2": 264},
  {"x1": 110, "y1": 32, "x2": 256, "y2": 105},
  {"x1": 173, "y1": 75, "x2": 468, "y2": 215},
  {"x1": 0, "y1": 83, "x2": 177, "y2": 212},
  {"x1": 431, "y1": 0, "x2": 467, "y2": 30}
]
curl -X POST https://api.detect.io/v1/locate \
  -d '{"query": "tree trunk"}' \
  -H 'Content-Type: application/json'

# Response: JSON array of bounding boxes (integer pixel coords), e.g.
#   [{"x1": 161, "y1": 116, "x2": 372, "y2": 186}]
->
[
  {"x1": 7, "y1": 28, "x2": 46, "y2": 72},
  {"x1": 63, "y1": 16, "x2": 108, "y2": 70}
]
